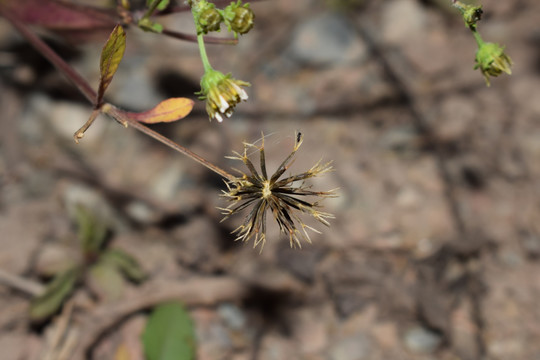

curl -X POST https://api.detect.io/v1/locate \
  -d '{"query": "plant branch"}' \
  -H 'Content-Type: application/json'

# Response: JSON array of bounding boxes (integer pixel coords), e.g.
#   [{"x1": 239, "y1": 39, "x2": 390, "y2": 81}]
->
[
  {"x1": 105, "y1": 105, "x2": 236, "y2": 181},
  {"x1": 0, "y1": 268, "x2": 44, "y2": 296},
  {"x1": 0, "y1": 7, "x2": 97, "y2": 104},
  {"x1": 168, "y1": 0, "x2": 266, "y2": 14},
  {"x1": 1, "y1": 7, "x2": 236, "y2": 181},
  {"x1": 162, "y1": 28, "x2": 238, "y2": 45}
]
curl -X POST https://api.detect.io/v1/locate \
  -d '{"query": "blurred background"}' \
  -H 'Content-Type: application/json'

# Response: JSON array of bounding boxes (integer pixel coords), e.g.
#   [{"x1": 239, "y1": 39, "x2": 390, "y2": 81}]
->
[{"x1": 1, "y1": 0, "x2": 540, "y2": 359}]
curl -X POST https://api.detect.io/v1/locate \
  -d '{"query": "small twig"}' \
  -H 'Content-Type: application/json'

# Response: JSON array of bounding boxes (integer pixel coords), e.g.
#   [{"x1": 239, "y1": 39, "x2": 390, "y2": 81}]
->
[
  {"x1": 0, "y1": 268, "x2": 44, "y2": 296},
  {"x1": 162, "y1": 28, "x2": 238, "y2": 45},
  {"x1": 105, "y1": 105, "x2": 236, "y2": 181},
  {"x1": 168, "y1": 0, "x2": 267, "y2": 14},
  {"x1": 71, "y1": 276, "x2": 249, "y2": 360}
]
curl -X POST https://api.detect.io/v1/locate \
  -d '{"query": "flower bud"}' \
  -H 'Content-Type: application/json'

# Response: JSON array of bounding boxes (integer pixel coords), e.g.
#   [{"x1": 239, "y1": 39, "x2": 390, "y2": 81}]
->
[
  {"x1": 223, "y1": 1, "x2": 255, "y2": 36},
  {"x1": 198, "y1": 69, "x2": 250, "y2": 122},
  {"x1": 198, "y1": 7, "x2": 223, "y2": 34},
  {"x1": 474, "y1": 42, "x2": 512, "y2": 86},
  {"x1": 230, "y1": 6, "x2": 255, "y2": 35}
]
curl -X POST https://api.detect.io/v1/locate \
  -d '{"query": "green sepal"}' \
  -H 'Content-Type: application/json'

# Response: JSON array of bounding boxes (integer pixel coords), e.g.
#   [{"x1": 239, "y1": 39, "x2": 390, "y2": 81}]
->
[
  {"x1": 138, "y1": 18, "x2": 164, "y2": 33},
  {"x1": 146, "y1": 0, "x2": 169, "y2": 11}
]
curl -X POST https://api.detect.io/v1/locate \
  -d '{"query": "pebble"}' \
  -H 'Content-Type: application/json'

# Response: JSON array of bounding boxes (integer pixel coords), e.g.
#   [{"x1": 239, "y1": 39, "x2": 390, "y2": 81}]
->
[
  {"x1": 218, "y1": 303, "x2": 247, "y2": 331},
  {"x1": 381, "y1": 0, "x2": 427, "y2": 45},
  {"x1": 403, "y1": 326, "x2": 442, "y2": 353},
  {"x1": 287, "y1": 13, "x2": 368, "y2": 67},
  {"x1": 328, "y1": 334, "x2": 371, "y2": 360}
]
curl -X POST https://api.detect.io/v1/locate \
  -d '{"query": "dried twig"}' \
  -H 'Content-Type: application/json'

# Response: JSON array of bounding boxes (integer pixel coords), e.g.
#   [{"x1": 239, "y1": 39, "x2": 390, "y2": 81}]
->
[
  {"x1": 0, "y1": 268, "x2": 44, "y2": 296},
  {"x1": 71, "y1": 276, "x2": 249, "y2": 359}
]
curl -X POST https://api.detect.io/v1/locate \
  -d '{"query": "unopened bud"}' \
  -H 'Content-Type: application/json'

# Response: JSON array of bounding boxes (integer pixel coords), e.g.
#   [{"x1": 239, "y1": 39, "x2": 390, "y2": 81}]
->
[
  {"x1": 230, "y1": 7, "x2": 254, "y2": 35},
  {"x1": 199, "y1": 8, "x2": 223, "y2": 34}
]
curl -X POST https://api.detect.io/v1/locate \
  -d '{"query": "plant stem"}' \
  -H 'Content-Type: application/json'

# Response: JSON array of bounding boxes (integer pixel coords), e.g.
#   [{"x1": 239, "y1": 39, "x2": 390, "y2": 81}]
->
[
  {"x1": 0, "y1": 7, "x2": 97, "y2": 104},
  {"x1": 141, "y1": 0, "x2": 163, "y2": 20},
  {"x1": 1, "y1": 7, "x2": 236, "y2": 182},
  {"x1": 472, "y1": 30, "x2": 484, "y2": 47},
  {"x1": 105, "y1": 105, "x2": 235, "y2": 181},
  {"x1": 161, "y1": 28, "x2": 238, "y2": 45},
  {"x1": 197, "y1": 33, "x2": 213, "y2": 72}
]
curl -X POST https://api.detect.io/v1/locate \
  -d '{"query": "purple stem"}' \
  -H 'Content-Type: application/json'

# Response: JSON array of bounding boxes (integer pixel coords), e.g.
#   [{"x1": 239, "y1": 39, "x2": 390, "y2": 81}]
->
[{"x1": 0, "y1": 7, "x2": 98, "y2": 104}]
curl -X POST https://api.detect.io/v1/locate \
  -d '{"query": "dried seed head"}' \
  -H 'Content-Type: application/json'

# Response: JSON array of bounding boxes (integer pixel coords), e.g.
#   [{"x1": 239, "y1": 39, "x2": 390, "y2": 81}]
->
[{"x1": 220, "y1": 132, "x2": 336, "y2": 251}]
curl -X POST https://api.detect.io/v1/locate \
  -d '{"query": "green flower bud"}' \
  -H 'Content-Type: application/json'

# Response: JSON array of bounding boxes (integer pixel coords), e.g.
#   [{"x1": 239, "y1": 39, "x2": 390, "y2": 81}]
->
[
  {"x1": 453, "y1": 1, "x2": 483, "y2": 30},
  {"x1": 474, "y1": 42, "x2": 512, "y2": 86},
  {"x1": 230, "y1": 6, "x2": 255, "y2": 35},
  {"x1": 198, "y1": 69, "x2": 250, "y2": 122},
  {"x1": 223, "y1": 1, "x2": 255, "y2": 36},
  {"x1": 198, "y1": 8, "x2": 223, "y2": 34}
]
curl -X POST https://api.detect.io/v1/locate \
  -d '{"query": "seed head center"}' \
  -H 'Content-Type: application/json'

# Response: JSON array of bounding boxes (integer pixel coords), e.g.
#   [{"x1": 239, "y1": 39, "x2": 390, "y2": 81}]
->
[{"x1": 262, "y1": 180, "x2": 272, "y2": 199}]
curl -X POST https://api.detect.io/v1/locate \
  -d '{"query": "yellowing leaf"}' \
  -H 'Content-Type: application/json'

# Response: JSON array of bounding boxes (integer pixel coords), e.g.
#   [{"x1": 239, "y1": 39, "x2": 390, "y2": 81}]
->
[
  {"x1": 97, "y1": 24, "x2": 126, "y2": 106},
  {"x1": 114, "y1": 344, "x2": 132, "y2": 360},
  {"x1": 126, "y1": 98, "x2": 194, "y2": 124}
]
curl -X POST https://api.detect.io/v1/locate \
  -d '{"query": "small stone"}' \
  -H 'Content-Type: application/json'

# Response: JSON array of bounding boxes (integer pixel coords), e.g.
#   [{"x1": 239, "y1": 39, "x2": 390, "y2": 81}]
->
[
  {"x1": 218, "y1": 303, "x2": 246, "y2": 331},
  {"x1": 287, "y1": 13, "x2": 368, "y2": 67},
  {"x1": 403, "y1": 326, "x2": 442, "y2": 353},
  {"x1": 328, "y1": 334, "x2": 371, "y2": 360},
  {"x1": 48, "y1": 101, "x2": 105, "y2": 143},
  {"x1": 34, "y1": 244, "x2": 78, "y2": 277},
  {"x1": 382, "y1": 0, "x2": 427, "y2": 45}
]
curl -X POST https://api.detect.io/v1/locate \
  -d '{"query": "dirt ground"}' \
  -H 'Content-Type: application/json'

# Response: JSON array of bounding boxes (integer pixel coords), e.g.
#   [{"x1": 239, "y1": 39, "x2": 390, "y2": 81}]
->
[{"x1": 1, "y1": 0, "x2": 540, "y2": 359}]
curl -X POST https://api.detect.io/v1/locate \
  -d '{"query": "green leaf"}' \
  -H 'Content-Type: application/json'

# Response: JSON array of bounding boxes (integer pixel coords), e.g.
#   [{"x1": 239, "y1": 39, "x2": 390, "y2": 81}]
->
[
  {"x1": 88, "y1": 261, "x2": 125, "y2": 301},
  {"x1": 142, "y1": 302, "x2": 196, "y2": 360},
  {"x1": 101, "y1": 249, "x2": 146, "y2": 282},
  {"x1": 97, "y1": 24, "x2": 126, "y2": 106},
  {"x1": 138, "y1": 18, "x2": 164, "y2": 33},
  {"x1": 29, "y1": 267, "x2": 80, "y2": 322},
  {"x1": 146, "y1": 0, "x2": 170, "y2": 11},
  {"x1": 75, "y1": 206, "x2": 108, "y2": 256}
]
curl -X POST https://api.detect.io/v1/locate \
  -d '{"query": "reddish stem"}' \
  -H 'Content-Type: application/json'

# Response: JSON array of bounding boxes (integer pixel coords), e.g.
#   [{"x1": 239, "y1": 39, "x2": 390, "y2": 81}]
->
[
  {"x1": 162, "y1": 28, "x2": 238, "y2": 45},
  {"x1": 0, "y1": 6, "x2": 236, "y2": 181},
  {"x1": 0, "y1": 7, "x2": 98, "y2": 104}
]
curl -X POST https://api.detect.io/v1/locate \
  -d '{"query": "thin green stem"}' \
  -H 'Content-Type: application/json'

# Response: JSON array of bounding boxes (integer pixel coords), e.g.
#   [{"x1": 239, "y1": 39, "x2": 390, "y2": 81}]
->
[
  {"x1": 472, "y1": 30, "x2": 484, "y2": 47},
  {"x1": 142, "y1": 0, "x2": 163, "y2": 20},
  {"x1": 197, "y1": 33, "x2": 213, "y2": 72}
]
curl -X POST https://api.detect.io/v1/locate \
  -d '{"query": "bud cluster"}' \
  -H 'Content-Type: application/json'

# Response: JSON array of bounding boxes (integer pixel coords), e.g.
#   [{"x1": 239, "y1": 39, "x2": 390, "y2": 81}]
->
[
  {"x1": 453, "y1": 1, "x2": 512, "y2": 86},
  {"x1": 193, "y1": 0, "x2": 255, "y2": 37}
]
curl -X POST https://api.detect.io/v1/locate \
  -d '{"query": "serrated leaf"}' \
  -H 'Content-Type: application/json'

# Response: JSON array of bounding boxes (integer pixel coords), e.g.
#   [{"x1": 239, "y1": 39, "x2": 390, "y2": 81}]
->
[
  {"x1": 30, "y1": 267, "x2": 80, "y2": 322},
  {"x1": 97, "y1": 24, "x2": 126, "y2": 106},
  {"x1": 101, "y1": 249, "x2": 146, "y2": 283},
  {"x1": 88, "y1": 261, "x2": 125, "y2": 301},
  {"x1": 142, "y1": 302, "x2": 196, "y2": 360},
  {"x1": 125, "y1": 98, "x2": 194, "y2": 124}
]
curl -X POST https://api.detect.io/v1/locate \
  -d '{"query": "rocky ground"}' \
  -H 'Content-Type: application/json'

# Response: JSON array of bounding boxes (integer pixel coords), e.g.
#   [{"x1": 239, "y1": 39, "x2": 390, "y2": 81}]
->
[{"x1": 1, "y1": 0, "x2": 540, "y2": 359}]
